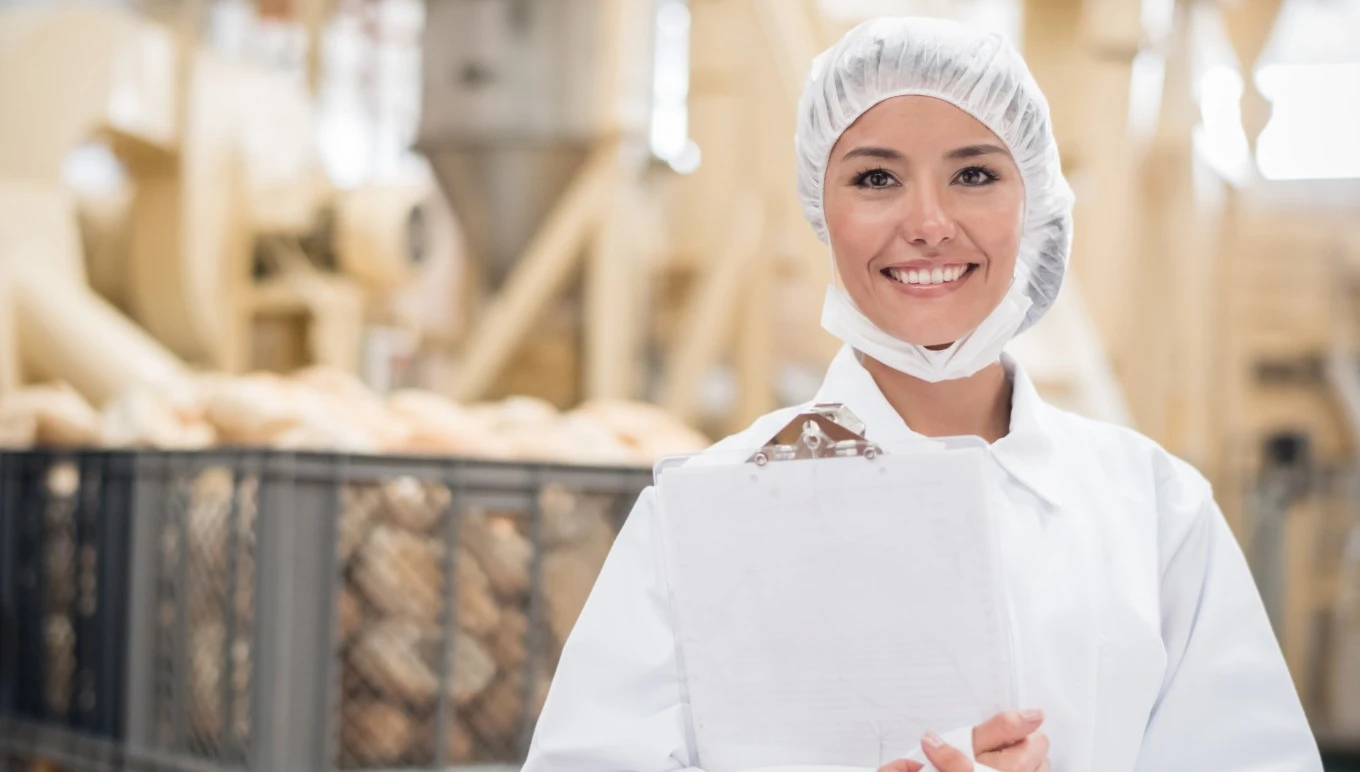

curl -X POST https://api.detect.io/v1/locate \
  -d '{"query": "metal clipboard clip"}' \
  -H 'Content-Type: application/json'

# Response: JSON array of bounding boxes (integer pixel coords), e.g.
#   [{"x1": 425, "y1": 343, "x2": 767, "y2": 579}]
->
[
  {"x1": 747, "y1": 403, "x2": 881, "y2": 465},
  {"x1": 653, "y1": 403, "x2": 884, "y2": 486}
]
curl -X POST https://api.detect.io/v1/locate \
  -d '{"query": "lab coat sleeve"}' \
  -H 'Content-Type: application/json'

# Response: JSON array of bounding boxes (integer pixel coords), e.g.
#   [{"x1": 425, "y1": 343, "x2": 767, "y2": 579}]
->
[
  {"x1": 522, "y1": 487, "x2": 962, "y2": 772},
  {"x1": 1133, "y1": 494, "x2": 1323, "y2": 771}
]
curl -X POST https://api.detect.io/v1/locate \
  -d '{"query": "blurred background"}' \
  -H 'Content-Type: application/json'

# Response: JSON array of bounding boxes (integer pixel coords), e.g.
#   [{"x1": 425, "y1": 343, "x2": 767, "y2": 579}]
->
[{"x1": 1, "y1": 0, "x2": 1359, "y2": 769}]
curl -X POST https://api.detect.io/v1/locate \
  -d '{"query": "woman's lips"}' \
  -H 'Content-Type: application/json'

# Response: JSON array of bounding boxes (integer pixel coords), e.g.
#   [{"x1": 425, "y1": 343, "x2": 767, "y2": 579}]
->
[{"x1": 880, "y1": 263, "x2": 978, "y2": 296}]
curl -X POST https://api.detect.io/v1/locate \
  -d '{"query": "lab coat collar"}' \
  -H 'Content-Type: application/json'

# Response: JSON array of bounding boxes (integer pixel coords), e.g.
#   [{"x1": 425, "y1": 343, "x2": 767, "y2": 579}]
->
[{"x1": 813, "y1": 346, "x2": 1065, "y2": 510}]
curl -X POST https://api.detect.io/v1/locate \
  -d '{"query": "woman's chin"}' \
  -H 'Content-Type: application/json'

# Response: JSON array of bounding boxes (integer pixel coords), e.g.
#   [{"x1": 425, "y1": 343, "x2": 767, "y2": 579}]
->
[{"x1": 875, "y1": 321, "x2": 966, "y2": 349}]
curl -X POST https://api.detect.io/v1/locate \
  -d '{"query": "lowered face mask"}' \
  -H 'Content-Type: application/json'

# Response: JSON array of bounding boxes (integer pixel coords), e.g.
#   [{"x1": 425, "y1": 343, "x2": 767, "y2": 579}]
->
[{"x1": 820, "y1": 272, "x2": 1033, "y2": 383}]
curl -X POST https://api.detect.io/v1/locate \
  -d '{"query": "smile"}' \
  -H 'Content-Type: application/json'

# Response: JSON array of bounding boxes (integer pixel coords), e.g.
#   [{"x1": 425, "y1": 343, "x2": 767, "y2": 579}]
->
[{"x1": 881, "y1": 263, "x2": 978, "y2": 287}]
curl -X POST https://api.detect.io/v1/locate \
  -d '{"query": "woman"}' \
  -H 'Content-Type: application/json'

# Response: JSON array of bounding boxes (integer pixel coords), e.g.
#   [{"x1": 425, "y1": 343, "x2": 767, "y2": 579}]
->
[{"x1": 522, "y1": 17, "x2": 1321, "y2": 772}]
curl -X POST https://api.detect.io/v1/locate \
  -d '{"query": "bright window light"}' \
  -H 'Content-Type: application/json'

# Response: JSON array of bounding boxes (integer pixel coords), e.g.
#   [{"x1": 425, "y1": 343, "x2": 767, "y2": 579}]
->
[
  {"x1": 650, "y1": 0, "x2": 696, "y2": 173},
  {"x1": 1195, "y1": 65, "x2": 1254, "y2": 185},
  {"x1": 1254, "y1": 63, "x2": 1360, "y2": 181}
]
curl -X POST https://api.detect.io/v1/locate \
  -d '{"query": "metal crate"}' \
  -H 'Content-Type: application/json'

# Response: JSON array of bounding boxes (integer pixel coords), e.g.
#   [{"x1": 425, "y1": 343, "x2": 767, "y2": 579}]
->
[
  {"x1": 0, "y1": 452, "x2": 134, "y2": 740},
  {"x1": 1, "y1": 449, "x2": 651, "y2": 771}
]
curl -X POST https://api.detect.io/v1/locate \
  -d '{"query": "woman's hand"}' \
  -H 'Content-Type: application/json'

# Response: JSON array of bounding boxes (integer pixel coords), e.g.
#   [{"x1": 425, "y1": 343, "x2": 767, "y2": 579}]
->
[{"x1": 875, "y1": 709, "x2": 1050, "y2": 772}]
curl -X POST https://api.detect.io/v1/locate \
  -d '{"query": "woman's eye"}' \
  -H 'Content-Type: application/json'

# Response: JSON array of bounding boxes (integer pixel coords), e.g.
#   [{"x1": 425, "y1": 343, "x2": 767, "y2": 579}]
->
[
  {"x1": 855, "y1": 170, "x2": 897, "y2": 189},
  {"x1": 955, "y1": 166, "x2": 999, "y2": 186}
]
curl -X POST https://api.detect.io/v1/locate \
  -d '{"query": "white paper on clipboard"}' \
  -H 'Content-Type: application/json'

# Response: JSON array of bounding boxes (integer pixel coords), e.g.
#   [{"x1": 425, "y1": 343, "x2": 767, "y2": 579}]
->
[{"x1": 655, "y1": 445, "x2": 1016, "y2": 772}]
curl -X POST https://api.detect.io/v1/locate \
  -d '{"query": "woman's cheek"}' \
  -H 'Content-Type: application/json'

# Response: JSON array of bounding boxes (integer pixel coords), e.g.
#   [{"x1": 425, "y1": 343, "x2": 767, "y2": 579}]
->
[{"x1": 846, "y1": 210, "x2": 899, "y2": 258}]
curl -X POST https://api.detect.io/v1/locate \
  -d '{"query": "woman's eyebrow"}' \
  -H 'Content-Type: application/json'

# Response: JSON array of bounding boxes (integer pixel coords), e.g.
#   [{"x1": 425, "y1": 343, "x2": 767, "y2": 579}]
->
[
  {"x1": 947, "y1": 144, "x2": 1008, "y2": 159},
  {"x1": 841, "y1": 146, "x2": 902, "y2": 162}
]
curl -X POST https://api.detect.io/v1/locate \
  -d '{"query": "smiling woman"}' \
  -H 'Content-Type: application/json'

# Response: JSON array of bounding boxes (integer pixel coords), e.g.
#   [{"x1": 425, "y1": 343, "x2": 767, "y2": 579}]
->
[
  {"x1": 522, "y1": 15, "x2": 1322, "y2": 772},
  {"x1": 796, "y1": 20, "x2": 1072, "y2": 387},
  {"x1": 822, "y1": 97, "x2": 1025, "y2": 349}
]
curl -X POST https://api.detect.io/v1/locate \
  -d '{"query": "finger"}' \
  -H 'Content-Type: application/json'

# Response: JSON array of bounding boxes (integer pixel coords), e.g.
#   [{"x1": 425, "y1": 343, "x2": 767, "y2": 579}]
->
[
  {"x1": 876, "y1": 761, "x2": 925, "y2": 772},
  {"x1": 972, "y1": 709, "x2": 1044, "y2": 754},
  {"x1": 922, "y1": 730, "x2": 974, "y2": 772},
  {"x1": 978, "y1": 732, "x2": 1050, "y2": 772}
]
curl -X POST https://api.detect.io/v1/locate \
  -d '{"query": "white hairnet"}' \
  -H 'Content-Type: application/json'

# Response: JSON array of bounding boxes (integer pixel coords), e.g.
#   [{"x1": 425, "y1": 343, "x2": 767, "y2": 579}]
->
[{"x1": 796, "y1": 17, "x2": 1074, "y2": 332}]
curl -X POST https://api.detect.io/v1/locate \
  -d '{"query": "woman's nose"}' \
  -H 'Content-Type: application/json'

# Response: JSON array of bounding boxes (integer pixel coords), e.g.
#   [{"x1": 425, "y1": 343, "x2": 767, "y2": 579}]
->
[{"x1": 899, "y1": 184, "x2": 956, "y2": 247}]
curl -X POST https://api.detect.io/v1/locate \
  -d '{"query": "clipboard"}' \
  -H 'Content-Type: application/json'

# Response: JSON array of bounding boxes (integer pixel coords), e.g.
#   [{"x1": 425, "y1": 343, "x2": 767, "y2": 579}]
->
[{"x1": 653, "y1": 405, "x2": 1017, "y2": 771}]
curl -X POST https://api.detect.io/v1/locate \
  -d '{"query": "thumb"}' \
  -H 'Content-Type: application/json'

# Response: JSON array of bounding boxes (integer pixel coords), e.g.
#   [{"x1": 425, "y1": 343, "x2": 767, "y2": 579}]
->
[
  {"x1": 921, "y1": 730, "x2": 973, "y2": 772},
  {"x1": 972, "y1": 709, "x2": 1044, "y2": 754}
]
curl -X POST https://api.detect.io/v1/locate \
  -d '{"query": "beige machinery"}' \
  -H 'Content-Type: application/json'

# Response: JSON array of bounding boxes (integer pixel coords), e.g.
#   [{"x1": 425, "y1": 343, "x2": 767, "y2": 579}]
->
[
  {"x1": 0, "y1": 3, "x2": 445, "y2": 408},
  {"x1": 417, "y1": 0, "x2": 658, "y2": 408},
  {"x1": 0, "y1": 7, "x2": 187, "y2": 404}
]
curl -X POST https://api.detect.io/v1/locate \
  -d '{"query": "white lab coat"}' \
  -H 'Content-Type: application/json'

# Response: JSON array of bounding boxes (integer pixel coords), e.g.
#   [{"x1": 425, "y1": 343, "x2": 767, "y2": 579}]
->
[{"x1": 523, "y1": 347, "x2": 1322, "y2": 772}]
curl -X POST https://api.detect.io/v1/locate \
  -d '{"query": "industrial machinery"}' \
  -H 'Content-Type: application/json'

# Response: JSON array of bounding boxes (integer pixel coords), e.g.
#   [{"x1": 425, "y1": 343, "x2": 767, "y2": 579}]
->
[{"x1": 0, "y1": 3, "x2": 447, "y2": 411}]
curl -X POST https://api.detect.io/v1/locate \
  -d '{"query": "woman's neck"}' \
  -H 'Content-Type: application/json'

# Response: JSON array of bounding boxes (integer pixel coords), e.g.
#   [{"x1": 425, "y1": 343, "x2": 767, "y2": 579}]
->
[{"x1": 859, "y1": 354, "x2": 1014, "y2": 443}]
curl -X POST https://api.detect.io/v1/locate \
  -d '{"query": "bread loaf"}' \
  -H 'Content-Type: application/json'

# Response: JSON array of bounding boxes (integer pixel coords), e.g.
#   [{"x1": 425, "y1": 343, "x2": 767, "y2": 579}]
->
[
  {"x1": 456, "y1": 547, "x2": 502, "y2": 636},
  {"x1": 349, "y1": 619, "x2": 496, "y2": 706},
  {"x1": 353, "y1": 525, "x2": 499, "y2": 630},
  {"x1": 205, "y1": 374, "x2": 302, "y2": 444},
  {"x1": 551, "y1": 413, "x2": 644, "y2": 465},
  {"x1": 492, "y1": 396, "x2": 559, "y2": 428},
  {"x1": 487, "y1": 606, "x2": 528, "y2": 672},
  {"x1": 540, "y1": 491, "x2": 615, "y2": 649},
  {"x1": 338, "y1": 484, "x2": 383, "y2": 563},
  {"x1": 314, "y1": 390, "x2": 413, "y2": 452},
  {"x1": 189, "y1": 620, "x2": 224, "y2": 743},
  {"x1": 461, "y1": 511, "x2": 532, "y2": 599},
  {"x1": 464, "y1": 673, "x2": 524, "y2": 747},
  {"x1": 379, "y1": 476, "x2": 450, "y2": 533},
  {"x1": 292, "y1": 366, "x2": 376, "y2": 404},
  {"x1": 543, "y1": 550, "x2": 607, "y2": 652},
  {"x1": 0, "y1": 409, "x2": 36, "y2": 448},
  {"x1": 43, "y1": 615, "x2": 75, "y2": 718},
  {"x1": 576, "y1": 398, "x2": 711, "y2": 461},
  {"x1": 188, "y1": 467, "x2": 235, "y2": 583},
  {"x1": 353, "y1": 525, "x2": 444, "y2": 622},
  {"x1": 539, "y1": 486, "x2": 616, "y2": 553},
  {"x1": 573, "y1": 398, "x2": 674, "y2": 441},
  {"x1": 341, "y1": 699, "x2": 415, "y2": 765},
  {"x1": 270, "y1": 416, "x2": 378, "y2": 453},
  {"x1": 446, "y1": 719, "x2": 476, "y2": 762},
  {"x1": 45, "y1": 462, "x2": 80, "y2": 499},
  {"x1": 0, "y1": 383, "x2": 100, "y2": 446},
  {"x1": 101, "y1": 386, "x2": 204, "y2": 449},
  {"x1": 388, "y1": 389, "x2": 495, "y2": 455}
]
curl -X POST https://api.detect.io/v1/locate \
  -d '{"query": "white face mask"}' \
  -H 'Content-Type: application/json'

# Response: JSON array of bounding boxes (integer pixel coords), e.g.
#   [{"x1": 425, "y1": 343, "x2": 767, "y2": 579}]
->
[{"x1": 820, "y1": 274, "x2": 1033, "y2": 383}]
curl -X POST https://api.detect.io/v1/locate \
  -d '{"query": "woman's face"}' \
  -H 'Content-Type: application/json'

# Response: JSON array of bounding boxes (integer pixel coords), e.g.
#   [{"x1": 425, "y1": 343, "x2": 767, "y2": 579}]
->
[{"x1": 823, "y1": 95, "x2": 1025, "y2": 348}]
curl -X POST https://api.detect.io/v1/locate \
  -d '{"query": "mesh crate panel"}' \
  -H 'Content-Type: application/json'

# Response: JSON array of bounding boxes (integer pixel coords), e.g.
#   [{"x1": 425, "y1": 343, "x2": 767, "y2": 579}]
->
[
  {"x1": 151, "y1": 463, "x2": 256, "y2": 763},
  {"x1": 2, "y1": 454, "x2": 133, "y2": 739},
  {"x1": 330, "y1": 473, "x2": 617, "y2": 768},
  {"x1": 102, "y1": 450, "x2": 651, "y2": 771},
  {"x1": 338, "y1": 477, "x2": 460, "y2": 769},
  {"x1": 41, "y1": 462, "x2": 80, "y2": 722}
]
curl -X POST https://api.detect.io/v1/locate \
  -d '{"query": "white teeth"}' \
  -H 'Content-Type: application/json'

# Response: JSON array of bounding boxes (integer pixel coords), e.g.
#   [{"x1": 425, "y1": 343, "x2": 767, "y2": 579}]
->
[{"x1": 887, "y1": 265, "x2": 970, "y2": 286}]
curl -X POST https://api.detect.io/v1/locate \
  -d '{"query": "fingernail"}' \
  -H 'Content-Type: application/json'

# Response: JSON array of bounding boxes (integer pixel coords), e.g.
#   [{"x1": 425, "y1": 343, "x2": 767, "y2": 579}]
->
[
  {"x1": 1021, "y1": 708, "x2": 1044, "y2": 721},
  {"x1": 922, "y1": 730, "x2": 944, "y2": 749}
]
